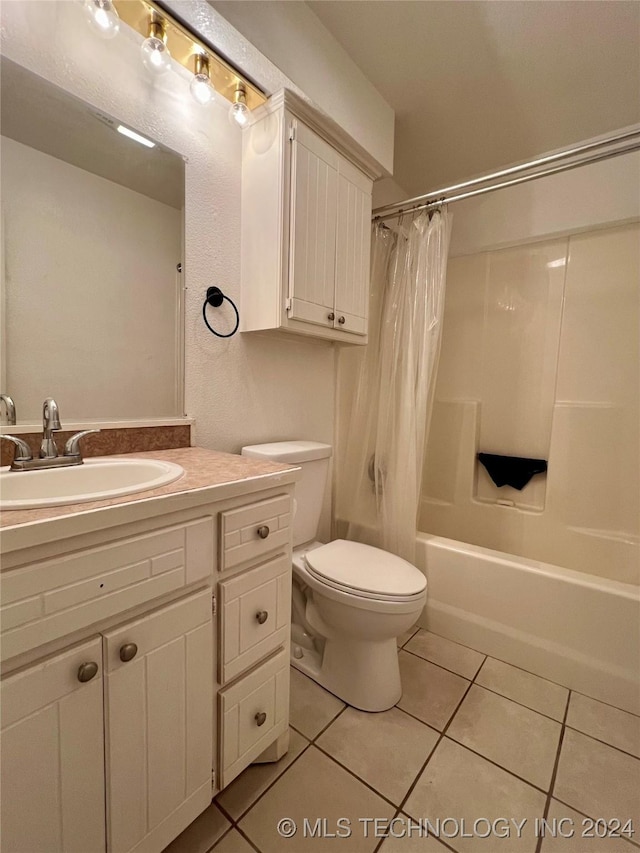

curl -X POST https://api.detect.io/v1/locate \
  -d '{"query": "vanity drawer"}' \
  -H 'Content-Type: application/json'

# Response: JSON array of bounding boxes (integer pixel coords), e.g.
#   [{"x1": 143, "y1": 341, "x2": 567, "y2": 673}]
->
[
  {"x1": 219, "y1": 552, "x2": 291, "y2": 684},
  {"x1": 220, "y1": 494, "x2": 291, "y2": 572},
  {"x1": 0, "y1": 517, "x2": 214, "y2": 662},
  {"x1": 218, "y1": 647, "x2": 289, "y2": 788}
]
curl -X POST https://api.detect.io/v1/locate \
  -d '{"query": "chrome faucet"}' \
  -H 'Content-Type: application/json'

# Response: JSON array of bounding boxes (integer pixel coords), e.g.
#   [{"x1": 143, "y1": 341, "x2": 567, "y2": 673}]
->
[
  {"x1": 41, "y1": 398, "x2": 62, "y2": 458},
  {"x1": 1, "y1": 398, "x2": 100, "y2": 471},
  {"x1": 0, "y1": 394, "x2": 16, "y2": 426}
]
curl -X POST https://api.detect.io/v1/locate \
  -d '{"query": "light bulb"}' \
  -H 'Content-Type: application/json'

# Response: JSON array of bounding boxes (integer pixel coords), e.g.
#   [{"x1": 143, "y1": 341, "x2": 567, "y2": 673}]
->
[
  {"x1": 190, "y1": 73, "x2": 214, "y2": 105},
  {"x1": 229, "y1": 86, "x2": 250, "y2": 128},
  {"x1": 229, "y1": 101, "x2": 250, "y2": 127},
  {"x1": 141, "y1": 19, "x2": 172, "y2": 76},
  {"x1": 83, "y1": 0, "x2": 120, "y2": 39}
]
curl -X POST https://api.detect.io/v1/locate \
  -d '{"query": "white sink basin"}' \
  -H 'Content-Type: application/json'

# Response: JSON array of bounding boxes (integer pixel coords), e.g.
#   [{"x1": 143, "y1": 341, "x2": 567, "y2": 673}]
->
[{"x1": 0, "y1": 458, "x2": 184, "y2": 510}]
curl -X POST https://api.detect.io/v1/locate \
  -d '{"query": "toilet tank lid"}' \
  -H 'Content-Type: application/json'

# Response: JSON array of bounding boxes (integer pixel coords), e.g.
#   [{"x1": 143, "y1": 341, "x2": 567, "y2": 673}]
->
[{"x1": 241, "y1": 441, "x2": 332, "y2": 463}]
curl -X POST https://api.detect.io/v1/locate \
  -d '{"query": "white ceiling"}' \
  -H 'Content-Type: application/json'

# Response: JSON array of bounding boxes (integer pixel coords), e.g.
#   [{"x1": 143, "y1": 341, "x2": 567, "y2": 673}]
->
[{"x1": 307, "y1": 0, "x2": 640, "y2": 197}]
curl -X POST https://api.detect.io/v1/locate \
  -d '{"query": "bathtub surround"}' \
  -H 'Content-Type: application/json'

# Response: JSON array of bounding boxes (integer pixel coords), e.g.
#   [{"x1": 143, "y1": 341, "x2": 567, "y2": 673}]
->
[{"x1": 422, "y1": 220, "x2": 639, "y2": 584}]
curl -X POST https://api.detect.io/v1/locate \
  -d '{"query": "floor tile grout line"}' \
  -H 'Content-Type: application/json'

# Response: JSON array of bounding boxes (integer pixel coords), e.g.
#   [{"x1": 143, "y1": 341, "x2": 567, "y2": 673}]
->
[
  {"x1": 550, "y1": 794, "x2": 640, "y2": 851},
  {"x1": 442, "y1": 732, "x2": 551, "y2": 797},
  {"x1": 227, "y1": 740, "x2": 314, "y2": 827},
  {"x1": 562, "y1": 723, "x2": 640, "y2": 762},
  {"x1": 395, "y1": 675, "x2": 475, "y2": 820},
  {"x1": 312, "y1": 741, "x2": 403, "y2": 811},
  {"x1": 234, "y1": 823, "x2": 264, "y2": 853},
  {"x1": 226, "y1": 703, "x2": 350, "y2": 830},
  {"x1": 535, "y1": 688, "x2": 571, "y2": 853},
  {"x1": 468, "y1": 681, "x2": 566, "y2": 725},
  {"x1": 414, "y1": 627, "x2": 639, "y2": 718},
  {"x1": 401, "y1": 645, "x2": 484, "y2": 683},
  {"x1": 206, "y1": 823, "x2": 235, "y2": 853},
  {"x1": 402, "y1": 646, "x2": 567, "y2": 725}
]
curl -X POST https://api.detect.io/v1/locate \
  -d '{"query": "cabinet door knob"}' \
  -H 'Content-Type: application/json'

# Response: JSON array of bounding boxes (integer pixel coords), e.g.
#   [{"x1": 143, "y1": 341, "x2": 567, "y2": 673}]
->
[
  {"x1": 338, "y1": 316, "x2": 346, "y2": 325},
  {"x1": 77, "y1": 661, "x2": 99, "y2": 683},
  {"x1": 255, "y1": 711, "x2": 267, "y2": 727},
  {"x1": 257, "y1": 525, "x2": 270, "y2": 539},
  {"x1": 119, "y1": 643, "x2": 138, "y2": 662},
  {"x1": 327, "y1": 312, "x2": 335, "y2": 322},
  {"x1": 256, "y1": 610, "x2": 269, "y2": 625}
]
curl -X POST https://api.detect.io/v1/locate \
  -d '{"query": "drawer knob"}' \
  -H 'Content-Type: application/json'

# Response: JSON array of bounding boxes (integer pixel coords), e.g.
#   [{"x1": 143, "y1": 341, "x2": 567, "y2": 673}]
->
[
  {"x1": 119, "y1": 643, "x2": 138, "y2": 662},
  {"x1": 327, "y1": 312, "x2": 335, "y2": 322},
  {"x1": 257, "y1": 525, "x2": 270, "y2": 540},
  {"x1": 77, "y1": 661, "x2": 99, "y2": 683},
  {"x1": 256, "y1": 610, "x2": 269, "y2": 625},
  {"x1": 255, "y1": 711, "x2": 267, "y2": 727},
  {"x1": 338, "y1": 316, "x2": 346, "y2": 325}
]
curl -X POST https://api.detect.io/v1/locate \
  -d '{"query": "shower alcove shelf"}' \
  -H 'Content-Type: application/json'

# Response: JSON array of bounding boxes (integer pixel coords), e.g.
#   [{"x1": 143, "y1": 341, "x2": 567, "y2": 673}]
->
[{"x1": 240, "y1": 90, "x2": 381, "y2": 345}]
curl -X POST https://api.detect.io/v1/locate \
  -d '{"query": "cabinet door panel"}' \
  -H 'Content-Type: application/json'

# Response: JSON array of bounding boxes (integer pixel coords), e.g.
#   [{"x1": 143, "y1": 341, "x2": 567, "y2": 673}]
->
[
  {"x1": 0, "y1": 637, "x2": 105, "y2": 853},
  {"x1": 104, "y1": 590, "x2": 213, "y2": 853},
  {"x1": 288, "y1": 123, "x2": 338, "y2": 324},
  {"x1": 335, "y1": 158, "x2": 372, "y2": 335}
]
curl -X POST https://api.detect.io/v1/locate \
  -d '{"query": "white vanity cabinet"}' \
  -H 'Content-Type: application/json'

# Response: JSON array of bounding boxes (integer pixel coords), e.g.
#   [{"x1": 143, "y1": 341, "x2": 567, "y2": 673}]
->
[
  {"x1": 0, "y1": 637, "x2": 106, "y2": 853},
  {"x1": 216, "y1": 493, "x2": 292, "y2": 789},
  {"x1": 241, "y1": 90, "x2": 376, "y2": 344},
  {"x1": 0, "y1": 470, "x2": 296, "y2": 853},
  {"x1": 103, "y1": 590, "x2": 213, "y2": 853}
]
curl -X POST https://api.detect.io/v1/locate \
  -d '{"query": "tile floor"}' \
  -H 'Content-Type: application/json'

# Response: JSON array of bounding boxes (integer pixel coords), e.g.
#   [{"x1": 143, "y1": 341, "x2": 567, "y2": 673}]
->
[{"x1": 165, "y1": 628, "x2": 640, "y2": 853}]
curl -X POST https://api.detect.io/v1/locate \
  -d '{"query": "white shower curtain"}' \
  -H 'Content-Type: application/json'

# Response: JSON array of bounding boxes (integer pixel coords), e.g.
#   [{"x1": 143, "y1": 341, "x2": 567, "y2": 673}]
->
[{"x1": 337, "y1": 208, "x2": 452, "y2": 564}]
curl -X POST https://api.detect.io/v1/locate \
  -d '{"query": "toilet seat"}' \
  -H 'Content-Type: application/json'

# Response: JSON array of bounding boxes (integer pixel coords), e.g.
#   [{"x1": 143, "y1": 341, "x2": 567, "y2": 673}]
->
[{"x1": 304, "y1": 539, "x2": 426, "y2": 602}]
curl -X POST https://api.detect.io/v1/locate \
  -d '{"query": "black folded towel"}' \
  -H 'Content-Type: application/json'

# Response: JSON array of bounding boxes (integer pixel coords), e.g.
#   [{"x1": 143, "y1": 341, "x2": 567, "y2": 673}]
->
[{"x1": 477, "y1": 453, "x2": 547, "y2": 491}]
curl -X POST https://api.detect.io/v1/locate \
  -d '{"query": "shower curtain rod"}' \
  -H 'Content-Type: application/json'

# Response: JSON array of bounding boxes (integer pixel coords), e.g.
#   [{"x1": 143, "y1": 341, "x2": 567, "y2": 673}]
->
[{"x1": 372, "y1": 128, "x2": 640, "y2": 223}]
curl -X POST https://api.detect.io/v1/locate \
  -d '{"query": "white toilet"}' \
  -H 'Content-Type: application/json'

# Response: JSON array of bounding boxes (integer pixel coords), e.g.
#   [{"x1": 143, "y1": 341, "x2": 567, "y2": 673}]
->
[{"x1": 241, "y1": 440, "x2": 427, "y2": 712}]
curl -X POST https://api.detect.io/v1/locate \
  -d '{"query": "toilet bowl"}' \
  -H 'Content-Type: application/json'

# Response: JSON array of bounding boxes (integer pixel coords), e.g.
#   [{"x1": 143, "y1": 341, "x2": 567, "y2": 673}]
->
[
  {"x1": 292, "y1": 540, "x2": 426, "y2": 711},
  {"x1": 241, "y1": 441, "x2": 427, "y2": 712}
]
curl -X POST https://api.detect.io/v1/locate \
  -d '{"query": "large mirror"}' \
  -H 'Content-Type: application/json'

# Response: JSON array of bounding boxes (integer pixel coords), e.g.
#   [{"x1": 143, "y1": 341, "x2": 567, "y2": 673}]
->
[{"x1": 0, "y1": 57, "x2": 185, "y2": 425}]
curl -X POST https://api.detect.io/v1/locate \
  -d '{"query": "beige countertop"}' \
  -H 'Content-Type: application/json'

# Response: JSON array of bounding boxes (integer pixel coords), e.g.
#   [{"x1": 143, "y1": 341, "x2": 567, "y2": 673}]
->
[{"x1": 0, "y1": 447, "x2": 299, "y2": 553}]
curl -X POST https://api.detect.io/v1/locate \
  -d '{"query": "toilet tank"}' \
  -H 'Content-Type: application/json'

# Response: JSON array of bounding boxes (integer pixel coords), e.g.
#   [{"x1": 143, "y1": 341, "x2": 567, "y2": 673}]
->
[{"x1": 241, "y1": 441, "x2": 332, "y2": 547}]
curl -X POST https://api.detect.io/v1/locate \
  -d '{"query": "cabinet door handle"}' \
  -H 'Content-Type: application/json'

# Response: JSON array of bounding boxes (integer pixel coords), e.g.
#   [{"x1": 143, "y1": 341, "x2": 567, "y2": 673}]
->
[
  {"x1": 77, "y1": 661, "x2": 99, "y2": 683},
  {"x1": 119, "y1": 643, "x2": 138, "y2": 662},
  {"x1": 256, "y1": 610, "x2": 269, "y2": 625},
  {"x1": 338, "y1": 316, "x2": 346, "y2": 325},
  {"x1": 257, "y1": 525, "x2": 270, "y2": 539},
  {"x1": 327, "y1": 312, "x2": 335, "y2": 322},
  {"x1": 255, "y1": 711, "x2": 267, "y2": 727}
]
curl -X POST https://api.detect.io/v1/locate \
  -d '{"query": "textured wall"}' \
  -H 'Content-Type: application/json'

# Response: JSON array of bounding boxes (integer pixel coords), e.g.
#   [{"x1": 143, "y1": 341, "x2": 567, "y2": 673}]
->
[
  {"x1": 208, "y1": 0, "x2": 394, "y2": 174},
  {"x1": 0, "y1": 1, "x2": 352, "y2": 528}
]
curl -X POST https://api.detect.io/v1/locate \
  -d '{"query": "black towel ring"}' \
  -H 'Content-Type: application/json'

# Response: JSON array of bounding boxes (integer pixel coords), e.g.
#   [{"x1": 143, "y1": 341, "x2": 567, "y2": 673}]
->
[{"x1": 202, "y1": 287, "x2": 240, "y2": 338}]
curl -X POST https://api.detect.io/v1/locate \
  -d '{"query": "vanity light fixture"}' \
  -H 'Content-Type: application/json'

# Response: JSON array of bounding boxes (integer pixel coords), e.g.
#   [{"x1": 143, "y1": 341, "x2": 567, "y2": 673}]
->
[
  {"x1": 93, "y1": 1, "x2": 267, "y2": 116},
  {"x1": 116, "y1": 124, "x2": 156, "y2": 148},
  {"x1": 229, "y1": 84, "x2": 250, "y2": 128},
  {"x1": 190, "y1": 54, "x2": 215, "y2": 106},
  {"x1": 83, "y1": 0, "x2": 120, "y2": 39},
  {"x1": 140, "y1": 15, "x2": 172, "y2": 76}
]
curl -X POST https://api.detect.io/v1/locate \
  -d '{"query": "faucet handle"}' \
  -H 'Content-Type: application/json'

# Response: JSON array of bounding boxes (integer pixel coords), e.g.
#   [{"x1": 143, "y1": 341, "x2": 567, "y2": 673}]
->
[
  {"x1": 64, "y1": 429, "x2": 101, "y2": 459},
  {"x1": 2, "y1": 434, "x2": 32, "y2": 462}
]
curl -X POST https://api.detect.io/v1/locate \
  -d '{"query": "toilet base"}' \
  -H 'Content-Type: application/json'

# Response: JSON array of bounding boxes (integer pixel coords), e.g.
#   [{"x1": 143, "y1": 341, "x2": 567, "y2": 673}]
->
[{"x1": 291, "y1": 636, "x2": 402, "y2": 712}]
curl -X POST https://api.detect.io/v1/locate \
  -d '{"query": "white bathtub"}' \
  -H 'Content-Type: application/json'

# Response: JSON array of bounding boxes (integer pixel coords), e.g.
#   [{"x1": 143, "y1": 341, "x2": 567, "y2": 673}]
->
[{"x1": 416, "y1": 534, "x2": 640, "y2": 715}]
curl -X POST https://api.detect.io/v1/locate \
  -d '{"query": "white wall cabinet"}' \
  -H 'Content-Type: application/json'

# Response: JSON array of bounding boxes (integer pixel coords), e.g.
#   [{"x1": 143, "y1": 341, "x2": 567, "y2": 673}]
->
[{"x1": 241, "y1": 90, "x2": 375, "y2": 345}]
